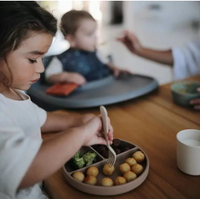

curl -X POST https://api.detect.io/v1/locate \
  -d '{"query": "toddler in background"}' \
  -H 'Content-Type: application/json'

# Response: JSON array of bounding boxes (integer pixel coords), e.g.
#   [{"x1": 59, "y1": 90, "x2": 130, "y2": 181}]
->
[
  {"x1": 0, "y1": 2, "x2": 113, "y2": 199},
  {"x1": 46, "y1": 10, "x2": 127, "y2": 85}
]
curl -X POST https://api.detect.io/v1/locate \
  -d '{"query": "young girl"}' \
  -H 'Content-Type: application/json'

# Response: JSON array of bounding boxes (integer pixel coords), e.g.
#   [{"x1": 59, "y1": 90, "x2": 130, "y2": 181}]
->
[{"x1": 0, "y1": 2, "x2": 113, "y2": 199}]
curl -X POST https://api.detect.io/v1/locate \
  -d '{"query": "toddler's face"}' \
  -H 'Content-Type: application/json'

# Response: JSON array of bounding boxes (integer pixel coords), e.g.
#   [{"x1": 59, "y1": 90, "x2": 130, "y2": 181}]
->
[
  {"x1": 73, "y1": 19, "x2": 97, "y2": 52},
  {"x1": 1, "y1": 32, "x2": 53, "y2": 90}
]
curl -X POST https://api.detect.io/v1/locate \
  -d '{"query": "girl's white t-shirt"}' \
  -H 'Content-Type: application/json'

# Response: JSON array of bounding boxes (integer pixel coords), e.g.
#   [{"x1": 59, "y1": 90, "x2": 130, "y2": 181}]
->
[{"x1": 0, "y1": 90, "x2": 48, "y2": 199}]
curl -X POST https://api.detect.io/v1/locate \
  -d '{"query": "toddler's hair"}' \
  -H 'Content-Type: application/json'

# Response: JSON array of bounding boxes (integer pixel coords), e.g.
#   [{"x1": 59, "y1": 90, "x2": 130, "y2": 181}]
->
[
  {"x1": 60, "y1": 10, "x2": 95, "y2": 36},
  {"x1": 0, "y1": 1, "x2": 57, "y2": 58}
]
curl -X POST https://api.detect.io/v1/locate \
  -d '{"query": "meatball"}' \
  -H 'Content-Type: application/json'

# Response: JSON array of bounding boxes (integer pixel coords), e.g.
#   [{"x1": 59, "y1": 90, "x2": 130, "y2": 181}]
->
[
  {"x1": 123, "y1": 171, "x2": 137, "y2": 182},
  {"x1": 101, "y1": 177, "x2": 114, "y2": 186},
  {"x1": 86, "y1": 166, "x2": 99, "y2": 177},
  {"x1": 132, "y1": 151, "x2": 145, "y2": 163},
  {"x1": 115, "y1": 176, "x2": 127, "y2": 185},
  {"x1": 125, "y1": 157, "x2": 137, "y2": 167},
  {"x1": 119, "y1": 163, "x2": 130, "y2": 174},
  {"x1": 84, "y1": 175, "x2": 97, "y2": 185},
  {"x1": 103, "y1": 164, "x2": 115, "y2": 176},
  {"x1": 72, "y1": 171, "x2": 85, "y2": 182},
  {"x1": 132, "y1": 164, "x2": 144, "y2": 175}
]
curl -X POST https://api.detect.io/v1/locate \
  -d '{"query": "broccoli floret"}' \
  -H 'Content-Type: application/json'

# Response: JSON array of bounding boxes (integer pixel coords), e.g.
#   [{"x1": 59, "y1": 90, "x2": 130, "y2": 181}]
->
[
  {"x1": 70, "y1": 150, "x2": 85, "y2": 169},
  {"x1": 82, "y1": 152, "x2": 97, "y2": 166},
  {"x1": 73, "y1": 151, "x2": 80, "y2": 159},
  {"x1": 73, "y1": 157, "x2": 85, "y2": 169}
]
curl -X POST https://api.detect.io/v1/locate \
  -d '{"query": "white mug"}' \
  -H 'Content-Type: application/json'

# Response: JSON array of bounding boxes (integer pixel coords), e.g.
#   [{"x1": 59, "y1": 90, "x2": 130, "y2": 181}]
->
[{"x1": 177, "y1": 129, "x2": 200, "y2": 175}]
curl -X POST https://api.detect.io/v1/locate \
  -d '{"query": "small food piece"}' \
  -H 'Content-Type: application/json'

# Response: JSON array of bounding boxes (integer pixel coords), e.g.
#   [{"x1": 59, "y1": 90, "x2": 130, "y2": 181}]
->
[
  {"x1": 99, "y1": 145, "x2": 107, "y2": 152},
  {"x1": 72, "y1": 171, "x2": 85, "y2": 182},
  {"x1": 103, "y1": 164, "x2": 115, "y2": 176},
  {"x1": 82, "y1": 151, "x2": 97, "y2": 166},
  {"x1": 70, "y1": 151, "x2": 85, "y2": 169},
  {"x1": 115, "y1": 176, "x2": 127, "y2": 185},
  {"x1": 46, "y1": 83, "x2": 78, "y2": 96},
  {"x1": 132, "y1": 164, "x2": 144, "y2": 175},
  {"x1": 101, "y1": 177, "x2": 114, "y2": 186},
  {"x1": 123, "y1": 171, "x2": 137, "y2": 182},
  {"x1": 112, "y1": 139, "x2": 121, "y2": 147},
  {"x1": 133, "y1": 151, "x2": 145, "y2": 163},
  {"x1": 84, "y1": 175, "x2": 97, "y2": 185},
  {"x1": 114, "y1": 148, "x2": 121, "y2": 154},
  {"x1": 119, "y1": 163, "x2": 130, "y2": 174},
  {"x1": 102, "y1": 150, "x2": 109, "y2": 158},
  {"x1": 122, "y1": 146, "x2": 131, "y2": 152},
  {"x1": 86, "y1": 166, "x2": 99, "y2": 177},
  {"x1": 125, "y1": 158, "x2": 137, "y2": 167}
]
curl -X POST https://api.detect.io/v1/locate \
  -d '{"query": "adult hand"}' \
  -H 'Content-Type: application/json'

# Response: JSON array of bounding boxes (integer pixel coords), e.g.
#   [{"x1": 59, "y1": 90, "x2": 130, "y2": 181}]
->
[
  {"x1": 117, "y1": 30, "x2": 142, "y2": 55},
  {"x1": 190, "y1": 87, "x2": 200, "y2": 110}
]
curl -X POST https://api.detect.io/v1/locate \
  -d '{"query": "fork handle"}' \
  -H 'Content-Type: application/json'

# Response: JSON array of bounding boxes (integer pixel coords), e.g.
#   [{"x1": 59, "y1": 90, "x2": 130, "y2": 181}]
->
[{"x1": 100, "y1": 106, "x2": 109, "y2": 145}]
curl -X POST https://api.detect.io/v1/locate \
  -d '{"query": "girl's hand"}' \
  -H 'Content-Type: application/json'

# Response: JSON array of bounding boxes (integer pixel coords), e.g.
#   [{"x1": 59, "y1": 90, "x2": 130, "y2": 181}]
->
[
  {"x1": 61, "y1": 72, "x2": 86, "y2": 85},
  {"x1": 190, "y1": 87, "x2": 200, "y2": 110},
  {"x1": 82, "y1": 116, "x2": 113, "y2": 146},
  {"x1": 117, "y1": 30, "x2": 142, "y2": 55},
  {"x1": 74, "y1": 113, "x2": 96, "y2": 126}
]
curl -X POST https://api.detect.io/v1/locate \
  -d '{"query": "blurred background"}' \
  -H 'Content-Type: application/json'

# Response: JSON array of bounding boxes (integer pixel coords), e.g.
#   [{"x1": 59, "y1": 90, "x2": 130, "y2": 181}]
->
[{"x1": 38, "y1": 1, "x2": 200, "y2": 85}]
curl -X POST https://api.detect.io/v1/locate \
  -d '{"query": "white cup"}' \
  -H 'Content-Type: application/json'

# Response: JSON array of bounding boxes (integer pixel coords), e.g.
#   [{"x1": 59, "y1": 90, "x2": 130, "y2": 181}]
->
[{"x1": 177, "y1": 129, "x2": 200, "y2": 175}]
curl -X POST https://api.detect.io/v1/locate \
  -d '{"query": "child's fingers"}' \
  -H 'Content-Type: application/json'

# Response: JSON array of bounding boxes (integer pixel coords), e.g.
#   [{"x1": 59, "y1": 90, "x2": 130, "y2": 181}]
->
[
  {"x1": 197, "y1": 87, "x2": 200, "y2": 92},
  {"x1": 107, "y1": 124, "x2": 114, "y2": 143},
  {"x1": 88, "y1": 136, "x2": 107, "y2": 146},
  {"x1": 99, "y1": 115, "x2": 114, "y2": 141},
  {"x1": 77, "y1": 76, "x2": 86, "y2": 85}
]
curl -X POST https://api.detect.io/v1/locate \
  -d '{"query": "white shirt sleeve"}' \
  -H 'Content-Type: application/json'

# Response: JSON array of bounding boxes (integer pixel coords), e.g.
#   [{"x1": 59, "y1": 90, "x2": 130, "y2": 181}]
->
[
  {"x1": 45, "y1": 57, "x2": 63, "y2": 80},
  {"x1": 32, "y1": 103, "x2": 47, "y2": 127},
  {"x1": 0, "y1": 127, "x2": 42, "y2": 198},
  {"x1": 172, "y1": 35, "x2": 200, "y2": 80},
  {"x1": 96, "y1": 50, "x2": 110, "y2": 64}
]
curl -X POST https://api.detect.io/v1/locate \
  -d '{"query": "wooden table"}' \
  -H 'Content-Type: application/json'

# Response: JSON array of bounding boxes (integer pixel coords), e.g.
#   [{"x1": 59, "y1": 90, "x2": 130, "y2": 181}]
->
[{"x1": 43, "y1": 75, "x2": 200, "y2": 199}]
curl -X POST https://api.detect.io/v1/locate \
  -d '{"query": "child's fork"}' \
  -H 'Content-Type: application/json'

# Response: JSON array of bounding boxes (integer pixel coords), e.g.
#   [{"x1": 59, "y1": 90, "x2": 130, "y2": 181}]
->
[{"x1": 100, "y1": 106, "x2": 116, "y2": 166}]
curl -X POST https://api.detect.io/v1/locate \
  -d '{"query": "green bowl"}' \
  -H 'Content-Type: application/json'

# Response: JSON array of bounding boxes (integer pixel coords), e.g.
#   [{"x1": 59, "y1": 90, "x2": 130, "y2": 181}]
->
[{"x1": 171, "y1": 81, "x2": 200, "y2": 106}]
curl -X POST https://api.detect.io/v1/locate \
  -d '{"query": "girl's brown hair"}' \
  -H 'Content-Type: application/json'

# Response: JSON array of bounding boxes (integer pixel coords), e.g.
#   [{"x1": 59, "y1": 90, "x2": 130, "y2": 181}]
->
[
  {"x1": 0, "y1": 1, "x2": 57, "y2": 58},
  {"x1": 0, "y1": 1, "x2": 57, "y2": 87}
]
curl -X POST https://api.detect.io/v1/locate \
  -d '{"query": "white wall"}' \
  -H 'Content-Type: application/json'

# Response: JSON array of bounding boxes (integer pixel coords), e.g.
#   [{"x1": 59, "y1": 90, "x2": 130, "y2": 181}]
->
[{"x1": 107, "y1": 1, "x2": 200, "y2": 84}]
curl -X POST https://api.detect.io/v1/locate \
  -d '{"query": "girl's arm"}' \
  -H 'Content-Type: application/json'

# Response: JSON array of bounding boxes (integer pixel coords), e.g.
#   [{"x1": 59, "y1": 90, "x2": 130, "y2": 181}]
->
[
  {"x1": 19, "y1": 126, "x2": 86, "y2": 189},
  {"x1": 41, "y1": 112, "x2": 95, "y2": 133},
  {"x1": 19, "y1": 116, "x2": 113, "y2": 189}
]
